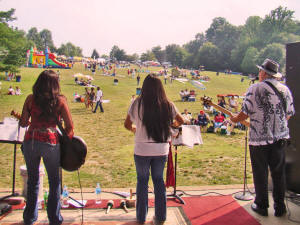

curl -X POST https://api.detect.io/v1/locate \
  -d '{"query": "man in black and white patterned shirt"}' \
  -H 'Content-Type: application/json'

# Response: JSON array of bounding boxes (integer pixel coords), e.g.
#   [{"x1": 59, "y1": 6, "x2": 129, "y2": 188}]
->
[{"x1": 231, "y1": 58, "x2": 295, "y2": 217}]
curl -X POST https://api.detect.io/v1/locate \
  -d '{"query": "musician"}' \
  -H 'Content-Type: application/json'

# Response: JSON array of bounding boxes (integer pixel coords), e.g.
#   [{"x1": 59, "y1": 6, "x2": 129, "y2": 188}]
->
[
  {"x1": 230, "y1": 59, "x2": 295, "y2": 217},
  {"x1": 124, "y1": 74, "x2": 184, "y2": 224},
  {"x1": 19, "y1": 70, "x2": 74, "y2": 225}
]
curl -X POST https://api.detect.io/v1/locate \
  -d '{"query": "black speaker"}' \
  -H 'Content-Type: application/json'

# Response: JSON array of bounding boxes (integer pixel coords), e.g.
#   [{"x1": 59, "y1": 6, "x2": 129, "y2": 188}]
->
[{"x1": 286, "y1": 42, "x2": 300, "y2": 194}]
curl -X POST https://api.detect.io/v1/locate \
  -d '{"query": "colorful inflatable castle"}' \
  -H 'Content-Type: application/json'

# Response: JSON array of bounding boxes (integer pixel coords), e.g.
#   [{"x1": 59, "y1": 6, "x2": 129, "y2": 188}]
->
[{"x1": 27, "y1": 46, "x2": 71, "y2": 69}]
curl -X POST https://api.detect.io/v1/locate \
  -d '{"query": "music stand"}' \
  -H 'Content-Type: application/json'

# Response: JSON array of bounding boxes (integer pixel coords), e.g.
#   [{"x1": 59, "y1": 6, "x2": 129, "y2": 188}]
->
[
  {"x1": 234, "y1": 128, "x2": 253, "y2": 201},
  {"x1": 0, "y1": 118, "x2": 27, "y2": 201},
  {"x1": 167, "y1": 145, "x2": 185, "y2": 204},
  {"x1": 167, "y1": 125, "x2": 203, "y2": 204}
]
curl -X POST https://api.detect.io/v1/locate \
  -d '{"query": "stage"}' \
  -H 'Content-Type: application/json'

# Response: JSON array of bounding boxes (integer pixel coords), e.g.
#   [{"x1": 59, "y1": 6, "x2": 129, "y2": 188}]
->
[{"x1": 1, "y1": 184, "x2": 299, "y2": 225}]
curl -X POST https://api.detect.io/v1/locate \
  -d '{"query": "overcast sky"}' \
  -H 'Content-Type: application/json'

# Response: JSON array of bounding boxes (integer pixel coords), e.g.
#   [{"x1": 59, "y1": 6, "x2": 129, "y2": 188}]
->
[{"x1": 1, "y1": 0, "x2": 299, "y2": 56}]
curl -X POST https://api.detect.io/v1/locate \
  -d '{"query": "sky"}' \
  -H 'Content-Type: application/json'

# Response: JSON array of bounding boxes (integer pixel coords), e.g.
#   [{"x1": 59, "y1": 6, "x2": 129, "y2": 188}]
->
[{"x1": 1, "y1": 0, "x2": 300, "y2": 57}]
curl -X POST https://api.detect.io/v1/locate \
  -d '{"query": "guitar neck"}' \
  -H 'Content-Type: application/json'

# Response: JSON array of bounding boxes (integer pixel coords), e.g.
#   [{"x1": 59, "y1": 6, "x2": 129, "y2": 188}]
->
[
  {"x1": 209, "y1": 103, "x2": 233, "y2": 117},
  {"x1": 209, "y1": 103, "x2": 250, "y2": 128}
]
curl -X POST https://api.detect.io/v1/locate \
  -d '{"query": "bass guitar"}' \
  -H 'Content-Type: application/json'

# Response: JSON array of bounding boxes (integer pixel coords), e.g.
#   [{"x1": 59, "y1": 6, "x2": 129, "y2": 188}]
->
[
  {"x1": 11, "y1": 110, "x2": 87, "y2": 172},
  {"x1": 200, "y1": 96, "x2": 250, "y2": 127}
]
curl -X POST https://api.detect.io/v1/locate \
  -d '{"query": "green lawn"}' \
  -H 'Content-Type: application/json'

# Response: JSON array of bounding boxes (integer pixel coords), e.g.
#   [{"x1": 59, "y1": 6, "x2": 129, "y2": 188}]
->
[{"x1": 0, "y1": 64, "x2": 253, "y2": 189}]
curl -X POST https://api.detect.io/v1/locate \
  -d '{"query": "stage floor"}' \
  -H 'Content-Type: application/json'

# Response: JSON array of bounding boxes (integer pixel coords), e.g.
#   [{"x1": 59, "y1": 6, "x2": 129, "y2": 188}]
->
[{"x1": 0, "y1": 185, "x2": 299, "y2": 225}]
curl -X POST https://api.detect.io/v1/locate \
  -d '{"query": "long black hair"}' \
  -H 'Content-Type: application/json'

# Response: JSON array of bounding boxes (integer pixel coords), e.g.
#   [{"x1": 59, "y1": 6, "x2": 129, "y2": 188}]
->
[
  {"x1": 32, "y1": 70, "x2": 60, "y2": 119},
  {"x1": 138, "y1": 74, "x2": 173, "y2": 142}
]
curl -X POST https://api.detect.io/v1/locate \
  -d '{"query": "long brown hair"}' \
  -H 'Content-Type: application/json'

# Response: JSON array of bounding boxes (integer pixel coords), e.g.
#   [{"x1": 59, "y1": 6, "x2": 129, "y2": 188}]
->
[
  {"x1": 32, "y1": 70, "x2": 60, "y2": 119},
  {"x1": 138, "y1": 74, "x2": 173, "y2": 142}
]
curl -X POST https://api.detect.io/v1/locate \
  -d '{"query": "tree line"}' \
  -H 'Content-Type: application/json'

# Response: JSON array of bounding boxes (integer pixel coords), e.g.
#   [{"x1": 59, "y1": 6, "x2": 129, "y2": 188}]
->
[
  {"x1": 109, "y1": 6, "x2": 300, "y2": 74},
  {"x1": 1, "y1": 6, "x2": 300, "y2": 73}
]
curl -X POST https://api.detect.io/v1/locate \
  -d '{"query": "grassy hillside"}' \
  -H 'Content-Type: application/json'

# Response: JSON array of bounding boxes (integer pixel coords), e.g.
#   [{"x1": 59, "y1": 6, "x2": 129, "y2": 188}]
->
[{"x1": 0, "y1": 64, "x2": 253, "y2": 189}]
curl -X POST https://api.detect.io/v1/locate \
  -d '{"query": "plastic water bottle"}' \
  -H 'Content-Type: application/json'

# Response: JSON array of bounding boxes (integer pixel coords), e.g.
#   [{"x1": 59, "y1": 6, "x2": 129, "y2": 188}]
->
[
  {"x1": 61, "y1": 185, "x2": 69, "y2": 208},
  {"x1": 95, "y1": 183, "x2": 102, "y2": 204},
  {"x1": 43, "y1": 190, "x2": 48, "y2": 209}
]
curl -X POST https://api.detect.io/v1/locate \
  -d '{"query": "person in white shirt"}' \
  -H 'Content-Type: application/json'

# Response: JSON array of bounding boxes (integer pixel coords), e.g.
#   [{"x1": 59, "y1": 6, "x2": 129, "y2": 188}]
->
[
  {"x1": 8, "y1": 86, "x2": 14, "y2": 95},
  {"x1": 93, "y1": 86, "x2": 104, "y2": 113},
  {"x1": 15, "y1": 86, "x2": 21, "y2": 95},
  {"x1": 228, "y1": 96, "x2": 238, "y2": 112},
  {"x1": 124, "y1": 74, "x2": 184, "y2": 224},
  {"x1": 182, "y1": 109, "x2": 193, "y2": 124}
]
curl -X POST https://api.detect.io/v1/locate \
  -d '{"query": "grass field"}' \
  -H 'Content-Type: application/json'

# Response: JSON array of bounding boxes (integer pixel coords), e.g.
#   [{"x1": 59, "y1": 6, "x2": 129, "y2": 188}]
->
[{"x1": 0, "y1": 64, "x2": 253, "y2": 190}]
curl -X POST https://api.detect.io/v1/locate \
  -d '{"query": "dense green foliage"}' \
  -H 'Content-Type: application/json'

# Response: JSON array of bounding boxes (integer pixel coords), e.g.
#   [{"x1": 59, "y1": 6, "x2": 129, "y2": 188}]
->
[
  {"x1": 140, "y1": 6, "x2": 300, "y2": 74},
  {"x1": 0, "y1": 9, "x2": 28, "y2": 72}
]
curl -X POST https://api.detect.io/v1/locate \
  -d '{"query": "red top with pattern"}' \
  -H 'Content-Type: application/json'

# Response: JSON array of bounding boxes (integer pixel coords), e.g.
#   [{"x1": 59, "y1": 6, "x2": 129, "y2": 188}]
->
[{"x1": 24, "y1": 100, "x2": 59, "y2": 144}]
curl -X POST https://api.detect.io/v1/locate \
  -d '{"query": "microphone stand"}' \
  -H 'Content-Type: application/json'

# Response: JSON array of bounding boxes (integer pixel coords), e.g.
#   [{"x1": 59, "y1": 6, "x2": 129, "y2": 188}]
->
[{"x1": 234, "y1": 127, "x2": 253, "y2": 201}]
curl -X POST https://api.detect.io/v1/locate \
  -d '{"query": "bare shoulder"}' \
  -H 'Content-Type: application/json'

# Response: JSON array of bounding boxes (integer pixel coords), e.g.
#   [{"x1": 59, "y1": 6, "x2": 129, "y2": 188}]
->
[{"x1": 58, "y1": 95, "x2": 68, "y2": 104}]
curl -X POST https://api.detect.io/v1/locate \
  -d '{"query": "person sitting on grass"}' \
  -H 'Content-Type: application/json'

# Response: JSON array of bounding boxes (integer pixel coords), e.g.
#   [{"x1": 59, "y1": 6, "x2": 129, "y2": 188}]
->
[
  {"x1": 218, "y1": 96, "x2": 226, "y2": 108},
  {"x1": 228, "y1": 96, "x2": 238, "y2": 112},
  {"x1": 197, "y1": 110, "x2": 210, "y2": 132},
  {"x1": 214, "y1": 111, "x2": 225, "y2": 133},
  {"x1": 8, "y1": 86, "x2": 15, "y2": 95},
  {"x1": 182, "y1": 109, "x2": 193, "y2": 124},
  {"x1": 73, "y1": 92, "x2": 81, "y2": 102},
  {"x1": 183, "y1": 89, "x2": 190, "y2": 101},
  {"x1": 15, "y1": 86, "x2": 21, "y2": 95},
  {"x1": 179, "y1": 90, "x2": 185, "y2": 101}
]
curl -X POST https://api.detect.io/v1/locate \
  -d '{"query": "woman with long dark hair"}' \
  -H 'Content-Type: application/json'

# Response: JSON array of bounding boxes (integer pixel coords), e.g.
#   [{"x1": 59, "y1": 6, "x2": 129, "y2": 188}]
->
[
  {"x1": 124, "y1": 74, "x2": 184, "y2": 224},
  {"x1": 19, "y1": 70, "x2": 73, "y2": 225}
]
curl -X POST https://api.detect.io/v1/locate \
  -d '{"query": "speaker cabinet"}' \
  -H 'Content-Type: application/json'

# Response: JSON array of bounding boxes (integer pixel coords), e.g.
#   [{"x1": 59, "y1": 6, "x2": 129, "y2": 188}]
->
[{"x1": 286, "y1": 42, "x2": 300, "y2": 194}]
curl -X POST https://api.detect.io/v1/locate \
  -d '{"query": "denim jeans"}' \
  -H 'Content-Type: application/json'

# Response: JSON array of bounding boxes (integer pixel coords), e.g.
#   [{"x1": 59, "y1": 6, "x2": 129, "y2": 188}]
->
[
  {"x1": 22, "y1": 140, "x2": 63, "y2": 225},
  {"x1": 93, "y1": 100, "x2": 104, "y2": 112},
  {"x1": 134, "y1": 154, "x2": 167, "y2": 223}
]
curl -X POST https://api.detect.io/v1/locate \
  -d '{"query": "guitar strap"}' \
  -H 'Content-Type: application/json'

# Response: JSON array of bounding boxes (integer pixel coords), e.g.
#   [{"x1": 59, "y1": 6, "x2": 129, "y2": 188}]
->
[{"x1": 264, "y1": 81, "x2": 287, "y2": 114}]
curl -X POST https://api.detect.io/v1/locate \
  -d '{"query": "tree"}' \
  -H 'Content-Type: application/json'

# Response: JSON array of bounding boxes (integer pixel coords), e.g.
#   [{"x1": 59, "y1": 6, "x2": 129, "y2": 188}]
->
[
  {"x1": 140, "y1": 50, "x2": 156, "y2": 62},
  {"x1": 241, "y1": 47, "x2": 259, "y2": 74},
  {"x1": 26, "y1": 27, "x2": 42, "y2": 49},
  {"x1": 0, "y1": 8, "x2": 16, "y2": 23},
  {"x1": 184, "y1": 33, "x2": 206, "y2": 55},
  {"x1": 0, "y1": 10, "x2": 28, "y2": 72},
  {"x1": 243, "y1": 16, "x2": 262, "y2": 41},
  {"x1": 196, "y1": 42, "x2": 220, "y2": 71},
  {"x1": 165, "y1": 44, "x2": 187, "y2": 67},
  {"x1": 151, "y1": 46, "x2": 165, "y2": 63},
  {"x1": 109, "y1": 45, "x2": 127, "y2": 61},
  {"x1": 205, "y1": 17, "x2": 241, "y2": 69},
  {"x1": 124, "y1": 53, "x2": 139, "y2": 62},
  {"x1": 57, "y1": 42, "x2": 83, "y2": 57},
  {"x1": 262, "y1": 6, "x2": 294, "y2": 34},
  {"x1": 91, "y1": 49, "x2": 100, "y2": 59},
  {"x1": 257, "y1": 43, "x2": 285, "y2": 71},
  {"x1": 39, "y1": 29, "x2": 56, "y2": 52}
]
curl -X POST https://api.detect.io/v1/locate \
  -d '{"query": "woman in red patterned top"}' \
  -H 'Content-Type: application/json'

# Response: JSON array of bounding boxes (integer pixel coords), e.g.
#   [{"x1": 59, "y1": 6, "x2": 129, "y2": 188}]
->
[{"x1": 20, "y1": 70, "x2": 73, "y2": 225}]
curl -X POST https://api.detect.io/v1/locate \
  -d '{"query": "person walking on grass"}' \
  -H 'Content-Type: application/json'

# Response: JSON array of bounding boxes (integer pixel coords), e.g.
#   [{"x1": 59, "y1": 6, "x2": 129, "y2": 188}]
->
[
  {"x1": 231, "y1": 59, "x2": 295, "y2": 217},
  {"x1": 124, "y1": 74, "x2": 184, "y2": 224},
  {"x1": 93, "y1": 86, "x2": 104, "y2": 113},
  {"x1": 19, "y1": 70, "x2": 74, "y2": 225}
]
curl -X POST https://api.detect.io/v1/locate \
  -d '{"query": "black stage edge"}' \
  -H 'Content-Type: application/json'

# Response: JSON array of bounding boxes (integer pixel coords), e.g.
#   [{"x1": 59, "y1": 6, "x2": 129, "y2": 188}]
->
[{"x1": 286, "y1": 42, "x2": 300, "y2": 194}]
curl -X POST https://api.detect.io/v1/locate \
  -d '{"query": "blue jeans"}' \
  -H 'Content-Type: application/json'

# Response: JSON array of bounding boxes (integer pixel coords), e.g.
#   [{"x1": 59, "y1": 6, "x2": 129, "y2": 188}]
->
[
  {"x1": 22, "y1": 140, "x2": 63, "y2": 225},
  {"x1": 93, "y1": 100, "x2": 104, "y2": 112},
  {"x1": 134, "y1": 154, "x2": 167, "y2": 223}
]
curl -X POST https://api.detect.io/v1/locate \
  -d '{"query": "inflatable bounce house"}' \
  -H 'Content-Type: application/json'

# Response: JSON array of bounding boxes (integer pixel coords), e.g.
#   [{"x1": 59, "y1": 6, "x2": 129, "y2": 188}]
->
[{"x1": 27, "y1": 46, "x2": 72, "y2": 69}]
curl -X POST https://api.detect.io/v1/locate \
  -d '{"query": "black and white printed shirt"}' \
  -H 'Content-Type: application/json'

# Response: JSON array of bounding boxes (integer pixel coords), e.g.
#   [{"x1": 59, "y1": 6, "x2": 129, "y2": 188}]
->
[{"x1": 242, "y1": 78, "x2": 295, "y2": 146}]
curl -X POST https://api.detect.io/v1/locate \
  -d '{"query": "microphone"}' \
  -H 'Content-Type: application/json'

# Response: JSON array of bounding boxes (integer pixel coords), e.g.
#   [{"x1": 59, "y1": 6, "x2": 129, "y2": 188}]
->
[
  {"x1": 120, "y1": 200, "x2": 129, "y2": 213},
  {"x1": 106, "y1": 200, "x2": 114, "y2": 214}
]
